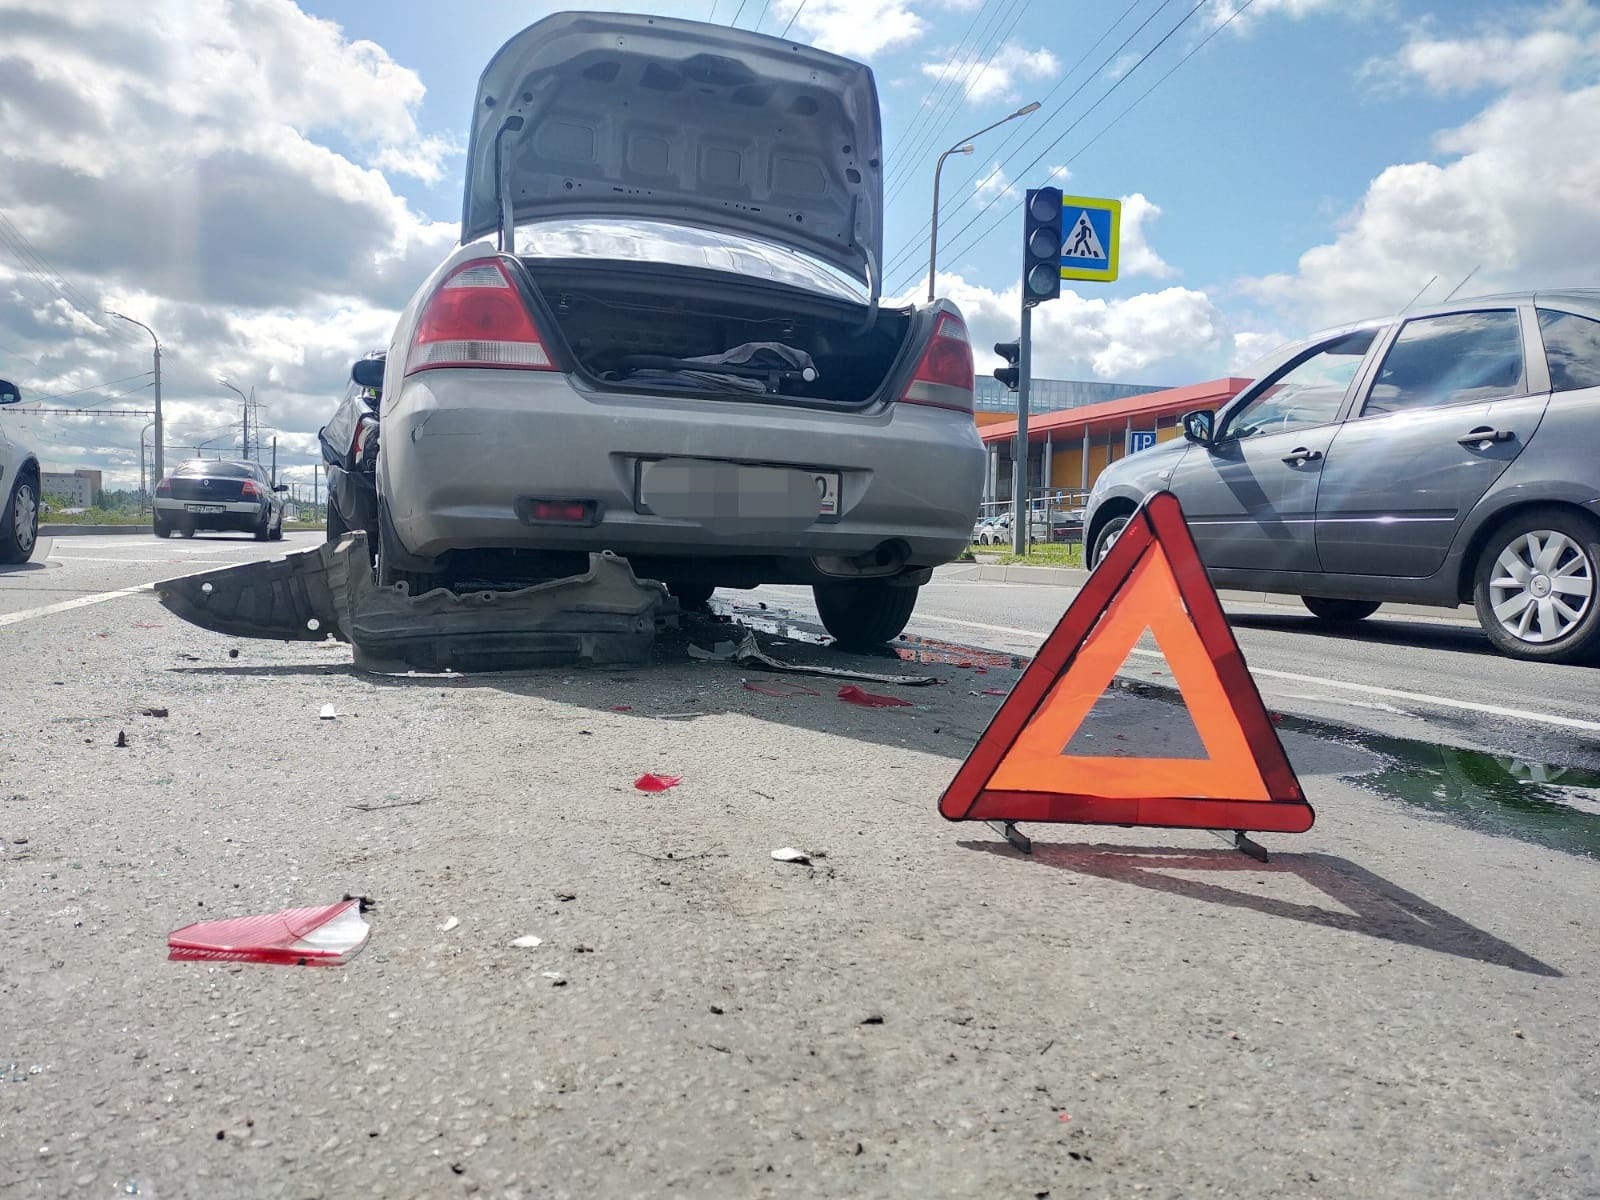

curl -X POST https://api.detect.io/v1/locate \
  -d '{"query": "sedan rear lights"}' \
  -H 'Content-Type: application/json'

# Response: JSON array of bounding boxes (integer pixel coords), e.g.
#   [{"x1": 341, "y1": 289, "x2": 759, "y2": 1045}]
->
[
  {"x1": 899, "y1": 312, "x2": 975, "y2": 413},
  {"x1": 406, "y1": 259, "x2": 556, "y2": 376},
  {"x1": 239, "y1": 479, "x2": 262, "y2": 499},
  {"x1": 518, "y1": 498, "x2": 598, "y2": 526},
  {"x1": 155, "y1": 479, "x2": 171, "y2": 495}
]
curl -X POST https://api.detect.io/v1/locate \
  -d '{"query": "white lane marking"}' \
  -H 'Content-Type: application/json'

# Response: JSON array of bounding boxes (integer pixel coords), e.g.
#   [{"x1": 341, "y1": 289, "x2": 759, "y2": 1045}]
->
[
  {"x1": 43, "y1": 556, "x2": 234, "y2": 565},
  {"x1": 906, "y1": 612, "x2": 1600, "y2": 735},
  {"x1": 0, "y1": 583, "x2": 155, "y2": 627}
]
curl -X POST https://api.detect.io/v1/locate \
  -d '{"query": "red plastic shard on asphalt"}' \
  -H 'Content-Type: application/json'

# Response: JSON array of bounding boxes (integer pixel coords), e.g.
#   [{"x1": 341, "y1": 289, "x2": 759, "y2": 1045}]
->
[
  {"x1": 634, "y1": 773, "x2": 682, "y2": 792},
  {"x1": 167, "y1": 898, "x2": 369, "y2": 967},
  {"x1": 744, "y1": 681, "x2": 820, "y2": 698},
  {"x1": 837, "y1": 686, "x2": 913, "y2": 708},
  {"x1": 611, "y1": 705, "x2": 634, "y2": 713},
  {"x1": 982, "y1": 688, "x2": 1008, "y2": 697}
]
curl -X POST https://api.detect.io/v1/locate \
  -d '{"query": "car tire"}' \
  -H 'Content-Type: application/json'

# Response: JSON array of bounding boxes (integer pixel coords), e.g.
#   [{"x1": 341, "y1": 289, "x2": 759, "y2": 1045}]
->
[
  {"x1": 0, "y1": 475, "x2": 39, "y2": 564},
  {"x1": 253, "y1": 507, "x2": 271, "y2": 542},
  {"x1": 179, "y1": 524, "x2": 196, "y2": 539},
  {"x1": 1472, "y1": 508, "x2": 1600, "y2": 664},
  {"x1": 152, "y1": 515, "x2": 171, "y2": 538},
  {"x1": 1302, "y1": 597, "x2": 1382, "y2": 622},
  {"x1": 326, "y1": 500, "x2": 348, "y2": 543},
  {"x1": 668, "y1": 582, "x2": 715, "y2": 611},
  {"x1": 268, "y1": 511, "x2": 284, "y2": 541},
  {"x1": 377, "y1": 503, "x2": 446, "y2": 596},
  {"x1": 1089, "y1": 513, "x2": 1131, "y2": 568},
  {"x1": 813, "y1": 579, "x2": 920, "y2": 649}
]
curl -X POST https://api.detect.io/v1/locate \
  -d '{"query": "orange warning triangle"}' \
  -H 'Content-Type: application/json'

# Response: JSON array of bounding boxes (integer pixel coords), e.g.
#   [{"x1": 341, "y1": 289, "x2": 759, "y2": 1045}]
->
[{"x1": 939, "y1": 490, "x2": 1313, "y2": 835}]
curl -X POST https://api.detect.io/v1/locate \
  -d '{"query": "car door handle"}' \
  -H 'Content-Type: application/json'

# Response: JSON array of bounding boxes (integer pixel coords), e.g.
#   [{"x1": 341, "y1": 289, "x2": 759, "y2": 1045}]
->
[
  {"x1": 1457, "y1": 427, "x2": 1514, "y2": 446},
  {"x1": 1280, "y1": 447, "x2": 1324, "y2": 465}
]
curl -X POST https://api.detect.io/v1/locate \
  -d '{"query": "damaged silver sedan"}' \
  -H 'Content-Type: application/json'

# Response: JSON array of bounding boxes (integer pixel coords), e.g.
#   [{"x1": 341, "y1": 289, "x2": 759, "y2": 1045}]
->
[{"x1": 363, "y1": 11, "x2": 985, "y2": 649}]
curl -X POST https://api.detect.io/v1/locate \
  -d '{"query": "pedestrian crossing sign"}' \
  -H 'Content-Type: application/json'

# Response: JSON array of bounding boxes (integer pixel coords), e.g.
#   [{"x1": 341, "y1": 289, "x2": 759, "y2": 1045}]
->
[{"x1": 1057, "y1": 194, "x2": 1121, "y2": 283}]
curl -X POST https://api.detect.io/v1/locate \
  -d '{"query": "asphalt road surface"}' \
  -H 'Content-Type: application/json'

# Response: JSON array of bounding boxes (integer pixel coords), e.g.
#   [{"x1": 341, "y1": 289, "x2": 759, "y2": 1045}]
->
[{"x1": 2, "y1": 532, "x2": 1597, "y2": 1199}]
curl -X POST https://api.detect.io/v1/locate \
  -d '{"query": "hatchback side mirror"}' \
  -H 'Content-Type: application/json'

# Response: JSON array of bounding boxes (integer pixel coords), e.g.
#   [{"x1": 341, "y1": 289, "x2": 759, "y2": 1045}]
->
[
  {"x1": 0, "y1": 378, "x2": 20, "y2": 406},
  {"x1": 351, "y1": 358, "x2": 385, "y2": 390},
  {"x1": 274, "y1": 484, "x2": 289, "y2": 493},
  {"x1": 1182, "y1": 409, "x2": 1215, "y2": 446}
]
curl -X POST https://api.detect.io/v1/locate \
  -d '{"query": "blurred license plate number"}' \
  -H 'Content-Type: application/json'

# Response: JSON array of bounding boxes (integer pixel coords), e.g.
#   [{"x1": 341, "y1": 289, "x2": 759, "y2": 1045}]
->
[
  {"x1": 640, "y1": 461, "x2": 839, "y2": 522},
  {"x1": 185, "y1": 504, "x2": 225, "y2": 513}
]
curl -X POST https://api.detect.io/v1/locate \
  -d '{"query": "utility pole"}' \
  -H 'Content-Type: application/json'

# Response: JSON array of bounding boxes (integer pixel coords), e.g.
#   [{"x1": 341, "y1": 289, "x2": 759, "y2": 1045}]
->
[
  {"x1": 219, "y1": 379, "x2": 250, "y2": 461},
  {"x1": 107, "y1": 311, "x2": 163, "y2": 484},
  {"x1": 270, "y1": 436, "x2": 277, "y2": 485},
  {"x1": 1011, "y1": 303, "x2": 1033, "y2": 556},
  {"x1": 314, "y1": 463, "x2": 320, "y2": 521}
]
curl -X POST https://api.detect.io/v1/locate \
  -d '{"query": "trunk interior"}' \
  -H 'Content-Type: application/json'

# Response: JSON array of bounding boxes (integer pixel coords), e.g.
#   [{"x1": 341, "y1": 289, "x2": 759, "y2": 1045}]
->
[{"x1": 520, "y1": 261, "x2": 915, "y2": 407}]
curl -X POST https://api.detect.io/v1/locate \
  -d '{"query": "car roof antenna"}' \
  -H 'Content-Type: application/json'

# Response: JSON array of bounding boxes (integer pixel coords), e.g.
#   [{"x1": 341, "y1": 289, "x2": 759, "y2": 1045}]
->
[
  {"x1": 1397, "y1": 275, "x2": 1437, "y2": 315},
  {"x1": 1439, "y1": 264, "x2": 1480, "y2": 304},
  {"x1": 494, "y1": 115, "x2": 526, "y2": 255}
]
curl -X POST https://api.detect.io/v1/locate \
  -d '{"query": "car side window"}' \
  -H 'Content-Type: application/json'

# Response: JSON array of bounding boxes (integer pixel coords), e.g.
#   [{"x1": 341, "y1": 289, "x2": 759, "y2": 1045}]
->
[
  {"x1": 1362, "y1": 310, "x2": 1525, "y2": 417},
  {"x1": 1219, "y1": 329, "x2": 1376, "y2": 441},
  {"x1": 1536, "y1": 309, "x2": 1600, "y2": 393}
]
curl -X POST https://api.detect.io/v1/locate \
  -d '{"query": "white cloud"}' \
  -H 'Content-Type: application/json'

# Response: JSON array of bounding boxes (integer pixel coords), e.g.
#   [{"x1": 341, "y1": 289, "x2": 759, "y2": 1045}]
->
[
  {"x1": 915, "y1": 271, "x2": 1232, "y2": 383},
  {"x1": 0, "y1": 0, "x2": 461, "y2": 487},
  {"x1": 1245, "y1": 15, "x2": 1600, "y2": 327},
  {"x1": 1365, "y1": 4, "x2": 1600, "y2": 95},
  {"x1": 768, "y1": 0, "x2": 930, "y2": 57},
  {"x1": 1117, "y1": 193, "x2": 1177, "y2": 280},
  {"x1": 919, "y1": 41, "x2": 1059, "y2": 104},
  {"x1": 973, "y1": 163, "x2": 1018, "y2": 204},
  {"x1": 1229, "y1": 330, "x2": 1289, "y2": 374}
]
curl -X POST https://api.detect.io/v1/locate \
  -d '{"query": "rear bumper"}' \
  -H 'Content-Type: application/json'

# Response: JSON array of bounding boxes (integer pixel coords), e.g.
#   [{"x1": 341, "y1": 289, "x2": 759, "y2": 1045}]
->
[
  {"x1": 155, "y1": 498, "x2": 265, "y2": 531},
  {"x1": 379, "y1": 371, "x2": 986, "y2": 569}
]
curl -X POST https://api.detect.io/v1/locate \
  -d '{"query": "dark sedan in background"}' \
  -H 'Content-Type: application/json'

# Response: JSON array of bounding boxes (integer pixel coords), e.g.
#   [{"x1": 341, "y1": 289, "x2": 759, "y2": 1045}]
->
[{"x1": 153, "y1": 459, "x2": 288, "y2": 540}]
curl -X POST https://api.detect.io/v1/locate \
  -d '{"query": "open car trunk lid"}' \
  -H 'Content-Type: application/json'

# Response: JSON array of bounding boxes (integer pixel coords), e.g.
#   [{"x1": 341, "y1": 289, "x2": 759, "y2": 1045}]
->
[{"x1": 462, "y1": 11, "x2": 884, "y2": 300}]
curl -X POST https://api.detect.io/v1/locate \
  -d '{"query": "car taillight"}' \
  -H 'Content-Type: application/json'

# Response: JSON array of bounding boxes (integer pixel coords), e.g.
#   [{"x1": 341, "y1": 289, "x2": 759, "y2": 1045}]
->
[
  {"x1": 351, "y1": 416, "x2": 379, "y2": 467},
  {"x1": 899, "y1": 313, "x2": 974, "y2": 412},
  {"x1": 240, "y1": 479, "x2": 261, "y2": 499},
  {"x1": 155, "y1": 479, "x2": 171, "y2": 494},
  {"x1": 405, "y1": 259, "x2": 555, "y2": 376}
]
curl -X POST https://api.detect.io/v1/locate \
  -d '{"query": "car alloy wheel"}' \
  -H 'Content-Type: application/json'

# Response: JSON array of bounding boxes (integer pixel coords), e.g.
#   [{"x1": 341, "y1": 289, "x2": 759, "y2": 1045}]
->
[
  {"x1": 1091, "y1": 515, "x2": 1130, "y2": 568},
  {"x1": 1486, "y1": 527, "x2": 1594, "y2": 646},
  {"x1": 12, "y1": 481, "x2": 37, "y2": 555}
]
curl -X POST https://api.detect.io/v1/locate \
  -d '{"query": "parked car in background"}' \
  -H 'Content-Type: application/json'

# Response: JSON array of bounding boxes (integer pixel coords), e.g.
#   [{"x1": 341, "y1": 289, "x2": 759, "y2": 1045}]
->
[
  {"x1": 1084, "y1": 291, "x2": 1600, "y2": 663},
  {"x1": 153, "y1": 459, "x2": 288, "y2": 540},
  {"x1": 0, "y1": 377, "x2": 41, "y2": 564},
  {"x1": 320, "y1": 351, "x2": 384, "y2": 560},
  {"x1": 363, "y1": 11, "x2": 985, "y2": 648}
]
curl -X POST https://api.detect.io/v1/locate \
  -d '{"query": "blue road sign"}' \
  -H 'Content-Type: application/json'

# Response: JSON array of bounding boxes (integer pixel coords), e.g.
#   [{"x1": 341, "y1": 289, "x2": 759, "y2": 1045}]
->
[
  {"x1": 1058, "y1": 194, "x2": 1121, "y2": 283},
  {"x1": 1129, "y1": 430, "x2": 1157, "y2": 454}
]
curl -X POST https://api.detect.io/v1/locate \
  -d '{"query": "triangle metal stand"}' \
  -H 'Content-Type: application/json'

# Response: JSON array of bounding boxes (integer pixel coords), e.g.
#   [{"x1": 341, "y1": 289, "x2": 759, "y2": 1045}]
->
[
  {"x1": 987, "y1": 820, "x2": 1033, "y2": 854},
  {"x1": 1209, "y1": 829, "x2": 1269, "y2": 862}
]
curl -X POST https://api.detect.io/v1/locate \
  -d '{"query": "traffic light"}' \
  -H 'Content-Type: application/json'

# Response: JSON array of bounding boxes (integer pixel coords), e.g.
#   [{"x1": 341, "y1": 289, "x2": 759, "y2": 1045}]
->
[
  {"x1": 1022, "y1": 186, "x2": 1063, "y2": 305},
  {"x1": 994, "y1": 340, "x2": 1021, "y2": 393}
]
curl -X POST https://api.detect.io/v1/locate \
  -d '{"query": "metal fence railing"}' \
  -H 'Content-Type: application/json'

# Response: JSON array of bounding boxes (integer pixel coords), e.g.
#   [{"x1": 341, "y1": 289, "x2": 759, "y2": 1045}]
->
[{"x1": 971, "y1": 489, "x2": 1091, "y2": 547}]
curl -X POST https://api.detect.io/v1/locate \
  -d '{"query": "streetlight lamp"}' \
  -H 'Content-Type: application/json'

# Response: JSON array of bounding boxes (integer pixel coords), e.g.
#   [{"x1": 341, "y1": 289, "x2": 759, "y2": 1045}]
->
[
  {"x1": 218, "y1": 379, "x2": 250, "y2": 460},
  {"x1": 106, "y1": 311, "x2": 163, "y2": 485},
  {"x1": 927, "y1": 100, "x2": 1042, "y2": 303}
]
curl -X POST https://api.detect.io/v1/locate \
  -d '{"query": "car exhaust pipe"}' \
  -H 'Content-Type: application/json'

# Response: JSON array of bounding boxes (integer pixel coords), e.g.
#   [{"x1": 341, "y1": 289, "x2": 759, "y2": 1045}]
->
[{"x1": 811, "y1": 539, "x2": 911, "y2": 579}]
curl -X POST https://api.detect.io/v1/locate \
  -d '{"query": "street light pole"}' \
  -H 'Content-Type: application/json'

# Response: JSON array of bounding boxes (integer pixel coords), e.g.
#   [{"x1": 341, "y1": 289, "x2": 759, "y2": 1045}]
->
[
  {"x1": 139, "y1": 420, "x2": 155, "y2": 513},
  {"x1": 219, "y1": 379, "x2": 250, "y2": 460},
  {"x1": 107, "y1": 311, "x2": 162, "y2": 484},
  {"x1": 927, "y1": 100, "x2": 1041, "y2": 303}
]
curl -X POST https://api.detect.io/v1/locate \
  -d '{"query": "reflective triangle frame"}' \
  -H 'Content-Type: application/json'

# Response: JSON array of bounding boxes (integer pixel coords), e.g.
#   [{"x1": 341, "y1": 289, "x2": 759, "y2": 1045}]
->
[{"x1": 939, "y1": 490, "x2": 1314, "y2": 835}]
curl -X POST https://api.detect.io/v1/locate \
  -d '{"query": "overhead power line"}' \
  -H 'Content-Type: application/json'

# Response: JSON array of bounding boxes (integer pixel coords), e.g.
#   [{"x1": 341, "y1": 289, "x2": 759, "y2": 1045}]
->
[
  {"x1": 889, "y1": 0, "x2": 1215, "y2": 294},
  {"x1": 881, "y1": 0, "x2": 1163, "y2": 282},
  {"x1": 27, "y1": 372, "x2": 153, "y2": 404},
  {"x1": 780, "y1": 0, "x2": 807, "y2": 38},
  {"x1": 883, "y1": 0, "x2": 1004, "y2": 189}
]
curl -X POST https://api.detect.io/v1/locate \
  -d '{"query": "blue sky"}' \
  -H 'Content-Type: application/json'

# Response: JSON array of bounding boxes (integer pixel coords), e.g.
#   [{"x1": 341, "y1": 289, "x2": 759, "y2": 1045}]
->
[{"x1": 2, "y1": 0, "x2": 1598, "y2": 486}]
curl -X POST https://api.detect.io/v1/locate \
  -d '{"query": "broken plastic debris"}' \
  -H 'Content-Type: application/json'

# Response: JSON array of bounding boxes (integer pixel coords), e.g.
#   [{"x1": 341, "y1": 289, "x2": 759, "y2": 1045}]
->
[
  {"x1": 634, "y1": 773, "x2": 682, "y2": 792},
  {"x1": 541, "y1": 970, "x2": 565, "y2": 981},
  {"x1": 981, "y1": 688, "x2": 1008, "y2": 697},
  {"x1": 438, "y1": 916, "x2": 460, "y2": 933},
  {"x1": 139, "y1": 707, "x2": 169, "y2": 718},
  {"x1": 743, "y1": 679, "x2": 820, "y2": 698},
  {"x1": 115, "y1": 730, "x2": 128, "y2": 748},
  {"x1": 167, "y1": 898, "x2": 369, "y2": 967},
  {"x1": 611, "y1": 705, "x2": 633, "y2": 713},
  {"x1": 837, "y1": 685, "x2": 913, "y2": 708},
  {"x1": 771, "y1": 847, "x2": 811, "y2": 865},
  {"x1": 319, "y1": 704, "x2": 336, "y2": 720},
  {"x1": 690, "y1": 631, "x2": 934, "y2": 686},
  {"x1": 510, "y1": 935, "x2": 543, "y2": 949}
]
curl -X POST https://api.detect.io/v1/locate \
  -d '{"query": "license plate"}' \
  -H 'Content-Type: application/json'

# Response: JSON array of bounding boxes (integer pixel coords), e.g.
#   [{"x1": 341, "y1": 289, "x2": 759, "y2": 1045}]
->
[
  {"x1": 185, "y1": 504, "x2": 225, "y2": 513},
  {"x1": 638, "y1": 460, "x2": 841, "y2": 526}
]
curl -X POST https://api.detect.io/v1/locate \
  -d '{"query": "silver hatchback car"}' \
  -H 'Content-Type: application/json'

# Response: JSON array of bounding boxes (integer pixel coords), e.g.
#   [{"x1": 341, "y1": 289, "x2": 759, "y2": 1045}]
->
[
  {"x1": 1084, "y1": 291, "x2": 1600, "y2": 664},
  {"x1": 367, "y1": 12, "x2": 984, "y2": 647}
]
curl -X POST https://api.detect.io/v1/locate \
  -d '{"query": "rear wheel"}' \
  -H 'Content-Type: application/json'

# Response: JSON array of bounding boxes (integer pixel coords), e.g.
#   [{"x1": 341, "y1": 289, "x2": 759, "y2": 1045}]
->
[
  {"x1": 326, "y1": 499, "x2": 348, "y2": 543},
  {"x1": 0, "y1": 476, "x2": 39, "y2": 564},
  {"x1": 1472, "y1": 508, "x2": 1600, "y2": 664},
  {"x1": 252, "y1": 507, "x2": 271, "y2": 541},
  {"x1": 152, "y1": 514, "x2": 172, "y2": 538},
  {"x1": 179, "y1": 524, "x2": 196, "y2": 539},
  {"x1": 377, "y1": 503, "x2": 446, "y2": 596},
  {"x1": 1302, "y1": 596, "x2": 1382, "y2": 622},
  {"x1": 668, "y1": 582, "x2": 715, "y2": 611},
  {"x1": 813, "y1": 579, "x2": 920, "y2": 649}
]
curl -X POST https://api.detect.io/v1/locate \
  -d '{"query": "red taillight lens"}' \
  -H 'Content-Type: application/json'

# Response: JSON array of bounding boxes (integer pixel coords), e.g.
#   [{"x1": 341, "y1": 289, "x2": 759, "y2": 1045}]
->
[
  {"x1": 155, "y1": 479, "x2": 171, "y2": 495},
  {"x1": 240, "y1": 479, "x2": 261, "y2": 499},
  {"x1": 900, "y1": 313, "x2": 974, "y2": 412},
  {"x1": 351, "y1": 417, "x2": 378, "y2": 467},
  {"x1": 526, "y1": 499, "x2": 594, "y2": 524},
  {"x1": 406, "y1": 259, "x2": 555, "y2": 376}
]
